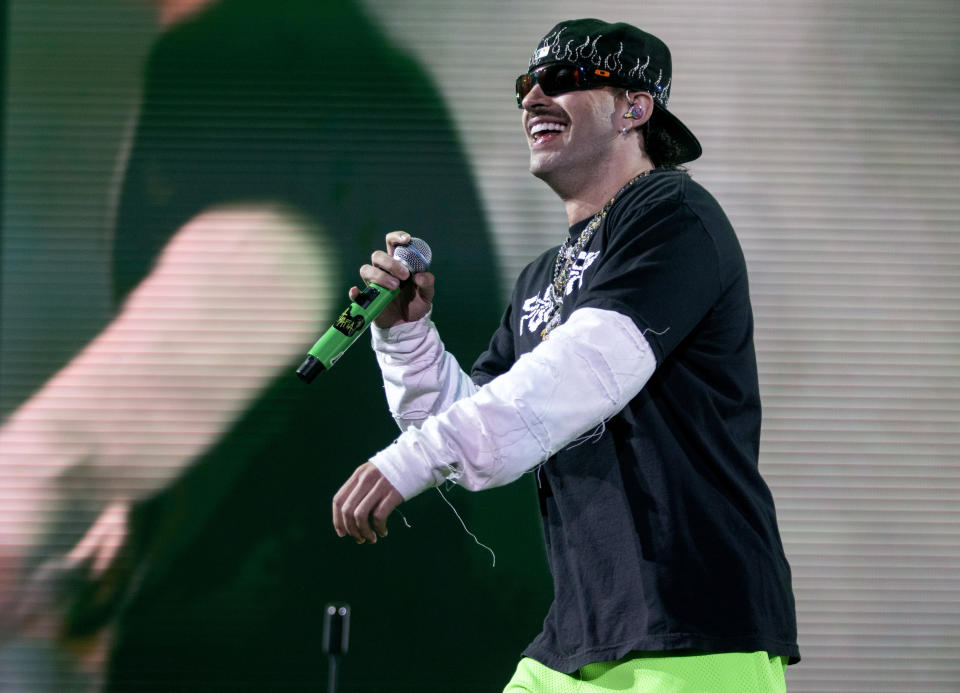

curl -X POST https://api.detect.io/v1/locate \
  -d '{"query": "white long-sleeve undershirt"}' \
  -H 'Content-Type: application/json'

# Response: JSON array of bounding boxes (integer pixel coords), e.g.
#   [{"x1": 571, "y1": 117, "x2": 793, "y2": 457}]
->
[
  {"x1": 369, "y1": 307, "x2": 657, "y2": 500},
  {"x1": 370, "y1": 309, "x2": 479, "y2": 432}
]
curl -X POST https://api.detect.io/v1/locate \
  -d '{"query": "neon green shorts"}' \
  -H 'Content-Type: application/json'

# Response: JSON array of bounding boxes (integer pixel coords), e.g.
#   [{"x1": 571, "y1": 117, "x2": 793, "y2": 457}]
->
[{"x1": 503, "y1": 651, "x2": 787, "y2": 693}]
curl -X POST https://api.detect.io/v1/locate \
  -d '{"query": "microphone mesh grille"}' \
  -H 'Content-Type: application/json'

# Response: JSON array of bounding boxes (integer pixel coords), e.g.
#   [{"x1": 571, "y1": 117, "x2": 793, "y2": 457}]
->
[{"x1": 393, "y1": 237, "x2": 432, "y2": 273}]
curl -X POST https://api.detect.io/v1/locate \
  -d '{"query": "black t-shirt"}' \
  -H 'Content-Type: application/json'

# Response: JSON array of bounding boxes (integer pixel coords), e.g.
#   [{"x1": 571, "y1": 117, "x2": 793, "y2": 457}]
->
[{"x1": 473, "y1": 169, "x2": 799, "y2": 672}]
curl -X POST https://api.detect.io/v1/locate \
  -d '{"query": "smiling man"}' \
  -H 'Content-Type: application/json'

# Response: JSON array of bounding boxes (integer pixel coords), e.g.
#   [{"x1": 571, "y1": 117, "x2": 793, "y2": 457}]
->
[{"x1": 332, "y1": 19, "x2": 799, "y2": 692}]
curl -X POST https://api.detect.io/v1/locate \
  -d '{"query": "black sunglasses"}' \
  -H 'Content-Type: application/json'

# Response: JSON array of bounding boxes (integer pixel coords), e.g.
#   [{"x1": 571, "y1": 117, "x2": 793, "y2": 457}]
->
[{"x1": 515, "y1": 64, "x2": 621, "y2": 108}]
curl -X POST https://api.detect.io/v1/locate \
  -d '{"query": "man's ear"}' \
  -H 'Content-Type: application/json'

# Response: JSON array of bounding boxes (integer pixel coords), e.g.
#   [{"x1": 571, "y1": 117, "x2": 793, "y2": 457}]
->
[{"x1": 622, "y1": 90, "x2": 655, "y2": 130}]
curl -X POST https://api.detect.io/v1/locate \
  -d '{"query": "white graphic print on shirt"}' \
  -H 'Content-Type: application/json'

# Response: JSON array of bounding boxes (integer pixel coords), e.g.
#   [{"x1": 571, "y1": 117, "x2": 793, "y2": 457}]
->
[
  {"x1": 565, "y1": 250, "x2": 599, "y2": 295},
  {"x1": 519, "y1": 251, "x2": 599, "y2": 336}
]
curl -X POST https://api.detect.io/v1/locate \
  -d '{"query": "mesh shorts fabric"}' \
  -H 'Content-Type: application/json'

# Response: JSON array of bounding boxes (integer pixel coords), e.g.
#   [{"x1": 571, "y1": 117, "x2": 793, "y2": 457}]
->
[{"x1": 503, "y1": 651, "x2": 788, "y2": 693}]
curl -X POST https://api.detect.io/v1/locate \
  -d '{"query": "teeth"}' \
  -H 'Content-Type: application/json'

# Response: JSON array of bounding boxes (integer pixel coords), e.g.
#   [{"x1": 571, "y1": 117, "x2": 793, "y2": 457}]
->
[{"x1": 530, "y1": 122, "x2": 566, "y2": 137}]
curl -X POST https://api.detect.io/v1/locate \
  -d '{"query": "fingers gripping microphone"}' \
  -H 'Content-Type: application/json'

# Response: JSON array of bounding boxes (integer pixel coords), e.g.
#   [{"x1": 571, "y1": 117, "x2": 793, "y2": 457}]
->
[{"x1": 295, "y1": 238, "x2": 432, "y2": 383}]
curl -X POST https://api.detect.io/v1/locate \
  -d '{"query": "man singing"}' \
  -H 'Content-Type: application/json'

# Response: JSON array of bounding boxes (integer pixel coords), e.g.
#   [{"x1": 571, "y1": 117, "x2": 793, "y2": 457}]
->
[{"x1": 333, "y1": 19, "x2": 799, "y2": 692}]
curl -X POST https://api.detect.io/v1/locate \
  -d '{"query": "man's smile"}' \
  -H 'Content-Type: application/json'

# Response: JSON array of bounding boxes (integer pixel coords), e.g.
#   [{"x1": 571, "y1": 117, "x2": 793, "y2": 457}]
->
[{"x1": 527, "y1": 117, "x2": 568, "y2": 145}]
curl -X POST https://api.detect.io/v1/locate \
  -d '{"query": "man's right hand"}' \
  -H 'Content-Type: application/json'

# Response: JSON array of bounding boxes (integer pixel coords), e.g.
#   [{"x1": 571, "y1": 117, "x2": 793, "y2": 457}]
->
[{"x1": 349, "y1": 231, "x2": 435, "y2": 328}]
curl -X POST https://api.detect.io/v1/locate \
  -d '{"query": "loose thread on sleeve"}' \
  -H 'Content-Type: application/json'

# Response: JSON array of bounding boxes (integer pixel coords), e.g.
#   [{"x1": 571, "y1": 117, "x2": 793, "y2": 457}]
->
[
  {"x1": 435, "y1": 485, "x2": 497, "y2": 568},
  {"x1": 642, "y1": 326, "x2": 670, "y2": 337},
  {"x1": 524, "y1": 461, "x2": 547, "y2": 484},
  {"x1": 564, "y1": 419, "x2": 608, "y2": 450}
]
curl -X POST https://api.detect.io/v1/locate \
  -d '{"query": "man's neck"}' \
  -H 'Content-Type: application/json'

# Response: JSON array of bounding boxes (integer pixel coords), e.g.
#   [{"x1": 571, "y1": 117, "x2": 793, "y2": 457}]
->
[{"x1": 560, "y1": 163, "x2": 655, "y2": 226}]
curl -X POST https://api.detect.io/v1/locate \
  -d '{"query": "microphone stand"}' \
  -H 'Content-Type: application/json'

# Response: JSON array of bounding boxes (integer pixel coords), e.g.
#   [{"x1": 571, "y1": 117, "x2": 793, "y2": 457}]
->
[{"x1": 323, "y1": 602, "x2": 350, "y2": 693}]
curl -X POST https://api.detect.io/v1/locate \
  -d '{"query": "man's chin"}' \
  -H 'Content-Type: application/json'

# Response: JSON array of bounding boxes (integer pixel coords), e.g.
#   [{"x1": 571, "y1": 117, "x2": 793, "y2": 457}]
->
[
  {"x1": 529, "y1": 160, "x2": 569, "y2": 188},
  {"x1": 528, "y1": 156, "x2": 558, "y2": 181}
]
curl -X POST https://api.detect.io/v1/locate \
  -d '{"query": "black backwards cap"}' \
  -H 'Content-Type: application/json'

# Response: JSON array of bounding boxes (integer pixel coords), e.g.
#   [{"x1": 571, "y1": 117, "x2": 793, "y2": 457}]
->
[{"x1": 529, "y1": 19, "x2": 702, "y2": 164}]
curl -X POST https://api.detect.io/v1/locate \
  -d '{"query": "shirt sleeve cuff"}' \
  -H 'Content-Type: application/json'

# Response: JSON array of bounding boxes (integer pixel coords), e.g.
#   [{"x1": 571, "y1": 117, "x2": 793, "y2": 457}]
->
[
  {"x1": 370, "y1": 309, "x2": 433, "y2": 354},
  {"x1": 370, "y1": 434, "x2": 452, "y2": 501}
]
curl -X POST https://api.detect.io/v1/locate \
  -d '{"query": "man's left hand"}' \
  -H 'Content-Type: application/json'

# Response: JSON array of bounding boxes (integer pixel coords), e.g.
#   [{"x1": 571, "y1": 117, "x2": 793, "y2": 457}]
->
[{"x1": 332, "y1": 462, "x2": 403, "y2": 544}]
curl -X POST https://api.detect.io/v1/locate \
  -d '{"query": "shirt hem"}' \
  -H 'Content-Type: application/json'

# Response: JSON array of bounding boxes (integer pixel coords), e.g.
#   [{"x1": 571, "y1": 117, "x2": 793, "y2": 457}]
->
[{"x1": 522, "y1": 634, "x2": 801, "y2": 674}]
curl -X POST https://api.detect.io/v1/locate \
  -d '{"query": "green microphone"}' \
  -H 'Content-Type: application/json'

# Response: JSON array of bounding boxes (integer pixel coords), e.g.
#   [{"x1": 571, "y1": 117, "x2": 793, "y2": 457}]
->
[{"x1": 295, "y1": 238, "x2": 432, "y2": 383}]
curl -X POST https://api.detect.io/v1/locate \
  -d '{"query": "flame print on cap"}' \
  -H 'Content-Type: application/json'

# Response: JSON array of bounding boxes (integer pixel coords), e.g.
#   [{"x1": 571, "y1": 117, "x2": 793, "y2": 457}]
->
[{"x1": 531, "y1": 30, "x2": 671, "y2": 107}]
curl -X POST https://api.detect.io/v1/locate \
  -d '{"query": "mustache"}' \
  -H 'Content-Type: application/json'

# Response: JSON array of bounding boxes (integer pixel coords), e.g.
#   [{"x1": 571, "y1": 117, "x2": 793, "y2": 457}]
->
[{"x1": 524, "y1": 103, "x2": 569, "y2": 122}]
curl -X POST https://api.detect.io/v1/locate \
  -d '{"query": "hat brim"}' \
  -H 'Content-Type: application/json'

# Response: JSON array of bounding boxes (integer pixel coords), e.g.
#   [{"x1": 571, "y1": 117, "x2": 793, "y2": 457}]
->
[{"x1": 649, "y1": 104, "x2": 702, "y2": 164}]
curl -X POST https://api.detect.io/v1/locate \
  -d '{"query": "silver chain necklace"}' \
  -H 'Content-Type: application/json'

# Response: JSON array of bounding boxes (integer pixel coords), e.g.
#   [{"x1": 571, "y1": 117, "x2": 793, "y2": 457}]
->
[{"x1": 540, "y1": 169, "x2": 653, "y2": 340}]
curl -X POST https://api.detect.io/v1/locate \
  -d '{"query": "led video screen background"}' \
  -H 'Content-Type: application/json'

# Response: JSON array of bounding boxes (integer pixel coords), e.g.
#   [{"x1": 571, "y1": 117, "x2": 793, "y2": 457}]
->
[{"x1": 2, "y1": 0, "x2": 959, "y2": 691}]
